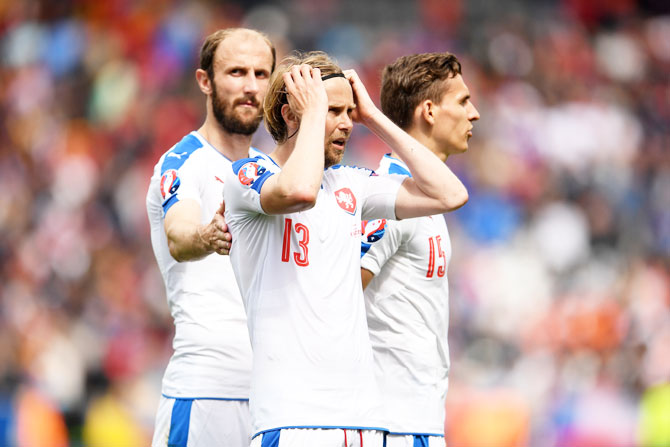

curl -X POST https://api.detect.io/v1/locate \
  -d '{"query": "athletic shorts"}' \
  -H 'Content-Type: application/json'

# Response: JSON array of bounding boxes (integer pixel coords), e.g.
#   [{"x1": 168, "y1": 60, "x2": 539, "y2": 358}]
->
[
  {"x1": 251, "y1": 428, "x2": 385, "y2": 447},
  {"x1": 385, "y1": 433, "x2": 446, "y2": 447},
  {"x1": 151, "y1": 395, "x2": 250, "y2": 447}
]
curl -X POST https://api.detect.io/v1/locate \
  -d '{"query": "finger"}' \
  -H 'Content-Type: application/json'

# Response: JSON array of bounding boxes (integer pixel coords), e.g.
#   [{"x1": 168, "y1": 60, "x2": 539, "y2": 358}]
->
[
  {"x1": 283, "y1": 71, "x2": 296, "y2": 93},
  {"x1": 217, "y1": 200, "x2": 225, "y2": 216},
  {"x1": 217, "y1": 240, "x2": 231, "y2": 255},
  {"x1": 291, "y1": 65, "x2": 305, "y2": 86},
  {"x1": 343, "y1": 69, "x2": 358, "y2": 84},
  {"x1": 299, "y1": 64, "x2": 312, "y2": 81}
]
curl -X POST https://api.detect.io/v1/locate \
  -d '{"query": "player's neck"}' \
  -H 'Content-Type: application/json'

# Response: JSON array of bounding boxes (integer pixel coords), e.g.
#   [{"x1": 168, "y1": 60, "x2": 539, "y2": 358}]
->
[
  {"x1": 198, "y1": 120, "x2": 253, "y2": 161},
  {"x1": 405, "y1": 128, "x2": 448, "y2": 163},
  {"x1": 268, "y1": 139, "x2": 295, "y2": 168}
]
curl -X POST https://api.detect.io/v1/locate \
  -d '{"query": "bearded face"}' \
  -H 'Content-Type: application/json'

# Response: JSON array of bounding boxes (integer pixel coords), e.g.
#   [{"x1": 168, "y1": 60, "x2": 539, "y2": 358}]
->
[{"x1": 211, "y1": 79, "x2": 263, "y2": 136}]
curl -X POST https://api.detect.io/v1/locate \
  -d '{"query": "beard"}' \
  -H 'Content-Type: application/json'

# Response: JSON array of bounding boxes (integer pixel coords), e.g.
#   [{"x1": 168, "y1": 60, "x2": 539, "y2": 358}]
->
[
  {"x1": 211, "y1": 83, "x2": 263, "y2": 135},
  {"x1": 324, "y1": 139, "x2": 346, "y2": 168}
]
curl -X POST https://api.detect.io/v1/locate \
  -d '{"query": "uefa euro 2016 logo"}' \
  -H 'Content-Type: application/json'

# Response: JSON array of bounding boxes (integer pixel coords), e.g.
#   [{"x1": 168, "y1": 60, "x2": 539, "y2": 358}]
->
[
  {"x1": 360, "y1": 219, "x2": 387, "y2": 256},
  {"x1": 160, "y1": 169, "x2": 180, "y2": 199},
  {"x1": 238, "y1": 162, "x2": 261, "y2": 186}
]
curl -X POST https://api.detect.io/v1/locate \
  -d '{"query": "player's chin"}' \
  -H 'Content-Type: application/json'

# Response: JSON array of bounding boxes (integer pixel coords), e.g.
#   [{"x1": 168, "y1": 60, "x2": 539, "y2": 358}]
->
[
  {"x1": 456, "y1": 140, "x2": 470, "y2": 153},
  {"x1": 325, "y1": 147, "x2": 345, "y2": 167},
  {"x1": 237, "y1": 112, "x2": 263, "y2": 127}
]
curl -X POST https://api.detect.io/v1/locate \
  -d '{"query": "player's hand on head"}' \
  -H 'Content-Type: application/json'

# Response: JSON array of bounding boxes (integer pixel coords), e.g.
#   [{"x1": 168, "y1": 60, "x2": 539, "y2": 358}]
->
[
  {"x1": 284, "y1": 64, "x2": 328, "y2": 119},
  {"x1": 344, "y1": 69, "x2": 377, "y2": 124}
]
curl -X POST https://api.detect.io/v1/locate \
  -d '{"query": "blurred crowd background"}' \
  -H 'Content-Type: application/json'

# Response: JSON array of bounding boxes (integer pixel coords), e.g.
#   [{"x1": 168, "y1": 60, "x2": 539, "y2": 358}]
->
[{"x1": 1, "y1": 0, "x2": 669, "y2": 446}]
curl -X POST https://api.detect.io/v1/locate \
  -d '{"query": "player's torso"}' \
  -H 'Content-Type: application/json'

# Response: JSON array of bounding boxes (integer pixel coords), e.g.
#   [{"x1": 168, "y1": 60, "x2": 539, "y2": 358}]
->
[
  {"x1": 362, "y1": 155, "x2": 453, "y2": 433},
  {"x1": 146, "y1": 132, "x2": 253, "y2": 398}
]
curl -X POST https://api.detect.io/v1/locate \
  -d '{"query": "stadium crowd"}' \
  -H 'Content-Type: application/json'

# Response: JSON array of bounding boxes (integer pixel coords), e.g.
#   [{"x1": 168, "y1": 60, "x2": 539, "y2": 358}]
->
[{"x1": 1, "y1": 0, "x2": 669, "y2": 445}]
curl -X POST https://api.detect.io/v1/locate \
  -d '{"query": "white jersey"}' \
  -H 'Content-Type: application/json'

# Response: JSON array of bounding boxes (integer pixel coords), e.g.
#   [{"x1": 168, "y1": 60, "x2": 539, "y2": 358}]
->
[
  {"x1": 223, "y1": 154, "x2": 405, "y2": 436},
  {"x1": 360, "y1": 155, "x2": 451, "y2": 436},
  {"x1": 146, "y1": 131, "x2": 262, "y2": 399}
]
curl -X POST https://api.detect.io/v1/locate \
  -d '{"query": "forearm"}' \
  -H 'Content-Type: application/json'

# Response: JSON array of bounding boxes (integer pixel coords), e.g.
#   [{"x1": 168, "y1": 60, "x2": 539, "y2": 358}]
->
[
  {"x1": 364, "y1": 111, "x2": 468, "y2": 211},
  {"x1": 163, "y1": 200, "x2": 217, "y2": 262},
  {"x1": 166, "y1": 220, "x2": 212, "y2": 262},
  {"x1": 274, "y1": 111, "x2": 326, "y2": 208}
]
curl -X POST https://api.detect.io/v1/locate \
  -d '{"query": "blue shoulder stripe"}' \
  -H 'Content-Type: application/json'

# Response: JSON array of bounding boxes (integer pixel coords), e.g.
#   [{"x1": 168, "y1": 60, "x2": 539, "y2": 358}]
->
[
  {"x1": 231, "y1": 156, "x2": 274, "y2": 194},
  {"x1": 388, "y1": 162, "x2": 411, "y2": 177},
  {"x1": 160, "y1": 134, "x2": 203, "y2": 175},
  {"x1": 232, "y1": 156, "x2": 264, "y2": 174},
  {"x1": 251, "y1": 171, "x2": 273, "y2": 193}
]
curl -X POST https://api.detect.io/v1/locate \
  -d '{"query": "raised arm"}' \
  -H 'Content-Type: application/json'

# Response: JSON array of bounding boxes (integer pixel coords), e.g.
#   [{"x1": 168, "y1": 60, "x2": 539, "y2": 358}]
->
[
  {"x1": 259, "y1": 65, "x2": 329, "y2": 214},
  {"x1": 164, "y1": 199, "x2": 231, "y2": 261},
  {"x1": 345, "y1": 70, "x2": 468, "y2": 219}
]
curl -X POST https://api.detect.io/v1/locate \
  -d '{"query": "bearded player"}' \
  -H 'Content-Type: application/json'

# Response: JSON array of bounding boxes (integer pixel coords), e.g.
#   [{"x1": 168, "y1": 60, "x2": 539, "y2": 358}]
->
[
  {"x1": 223, "y1": 51, "x2": 468, "y2": 447},
  {"x1": 146, "y1": 28, "x2": 275, "y2": 447}
]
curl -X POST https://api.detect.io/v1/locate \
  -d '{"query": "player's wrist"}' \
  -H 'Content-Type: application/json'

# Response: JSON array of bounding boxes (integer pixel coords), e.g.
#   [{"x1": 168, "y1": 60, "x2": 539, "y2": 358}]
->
[
  {"x1": 361, "y1": 107, "x2": 383, "y2": 126},
  {"x1": 303, "y1": 99, "x2": 328, "y2": 116}
]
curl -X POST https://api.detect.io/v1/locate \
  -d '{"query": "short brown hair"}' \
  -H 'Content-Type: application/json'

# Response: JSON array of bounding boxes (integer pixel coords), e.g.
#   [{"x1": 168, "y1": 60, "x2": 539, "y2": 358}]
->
[
  {"x1": 381, "y1": 52, "x2": 462, "y2": 130},
  {"x1": 199, "y1": 28, "x2": 276, "y2": 81},
  {"x1": 264, "y1": 51, "x2": 343, "y2": 144}
]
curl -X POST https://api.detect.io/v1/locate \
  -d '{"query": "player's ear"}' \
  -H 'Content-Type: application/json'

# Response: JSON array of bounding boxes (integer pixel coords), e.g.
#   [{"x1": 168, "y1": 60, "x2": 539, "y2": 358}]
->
[
  {"x1": 419, "y1": 99, "x2": 436, "y2": 126},
  {"x1": 281, "y1": 103, "x2": 299, "y2": 128},
  {"x1": 196, "y1": 69, "x2": 212, "y2": 95}
]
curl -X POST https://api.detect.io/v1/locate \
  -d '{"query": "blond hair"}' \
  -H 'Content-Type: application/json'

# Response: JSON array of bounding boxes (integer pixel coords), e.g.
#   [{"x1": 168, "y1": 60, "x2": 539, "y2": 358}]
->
[{"x1": 264, "y1": 51, "x2": 342, "y2": 143}]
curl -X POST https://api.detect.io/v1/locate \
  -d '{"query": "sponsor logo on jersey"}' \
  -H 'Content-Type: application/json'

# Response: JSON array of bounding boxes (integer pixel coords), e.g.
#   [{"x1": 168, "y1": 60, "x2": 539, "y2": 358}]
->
[
  {"x1": 214, "y1": 176, "x2": 225, "y2": 184},
  {"x1": 160, "y1": 169, "x2": 180, "y2": 199},
  {"x1": 238, "y1": 162, "x2": 261, "y2": 186},
  {"x1": 334, "y1": 187, "x2": 356, "y2": 215},
  {"x1": 167, "y1": 150, "x2": 188, "y2": 159}
]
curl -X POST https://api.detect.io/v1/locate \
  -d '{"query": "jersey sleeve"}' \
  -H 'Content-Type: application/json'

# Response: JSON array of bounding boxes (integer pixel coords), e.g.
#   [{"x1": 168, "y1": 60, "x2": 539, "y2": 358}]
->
[
  {"x1": 223, "y1": 156, "x2": 276, "y2": 216},
  {"x1": 159, "y1": 152, "x2": 204, "y2": 217},
  {"x1": 360, "y1": 218, "x2": 409, "y2": 275},
  {"x1": 360, "y1": 171, "x2": 405, "y2": 221}
]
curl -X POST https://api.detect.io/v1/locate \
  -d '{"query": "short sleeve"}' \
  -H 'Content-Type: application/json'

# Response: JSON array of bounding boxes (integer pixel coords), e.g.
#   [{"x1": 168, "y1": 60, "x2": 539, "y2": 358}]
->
[
  {"x1": 158, "y1": 137, "x2": 205, "y2": 217},
  {"x1": 360, "y1": 172, "x2": 405, "y2": 221},
  {"x1": 223, "y1": 156, "x2": 276, "y2": 217},
  {"x1": 360, "y1": 218, "x2": 410, "y2": 275}
]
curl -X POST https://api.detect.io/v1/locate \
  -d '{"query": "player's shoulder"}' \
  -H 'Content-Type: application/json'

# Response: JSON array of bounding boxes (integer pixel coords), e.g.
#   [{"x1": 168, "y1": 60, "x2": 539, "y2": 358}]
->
[
  {"x1": 377, "y1": 154, "x2": 411, "y2": 177},
  {"x1": 327, "y1": 164, "x2": 376, "y2": 178},
  {"x1": 231, "y1": 153, "x2": 276, "y2": 174},
  {"x1": 249, "y1": 146, "x2": 267, "y2": 158},
  {"x1": 229, "y1": 154, "x2": 277, "y2": 191},
  {"x1": 158, "y1": 132, "x2": 206, "y2": 173}
]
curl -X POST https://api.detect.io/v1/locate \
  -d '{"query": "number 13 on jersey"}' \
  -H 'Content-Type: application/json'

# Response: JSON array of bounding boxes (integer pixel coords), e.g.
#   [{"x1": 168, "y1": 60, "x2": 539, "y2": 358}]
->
[{"x1": 282, "y1": 218, "x2": 310, "y2": 266}]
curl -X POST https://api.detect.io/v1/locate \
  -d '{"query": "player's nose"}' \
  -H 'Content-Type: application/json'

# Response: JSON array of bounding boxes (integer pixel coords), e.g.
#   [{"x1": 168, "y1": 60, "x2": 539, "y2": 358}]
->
[{"x1": 243, "y1": 72, "x2": 260, "y2": 94}]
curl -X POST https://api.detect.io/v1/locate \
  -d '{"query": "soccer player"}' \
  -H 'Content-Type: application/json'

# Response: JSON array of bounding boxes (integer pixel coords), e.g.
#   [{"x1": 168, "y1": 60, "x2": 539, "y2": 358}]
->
[
  {"x1": 223, "y1": 51, "x2": 468, "y2": 447},
  {"x1": 145, "y1": 28, "x2": 275, "y2": 447},
  {"x1": 360, "y1": 52, "x2": 480, "y2": 447}
]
